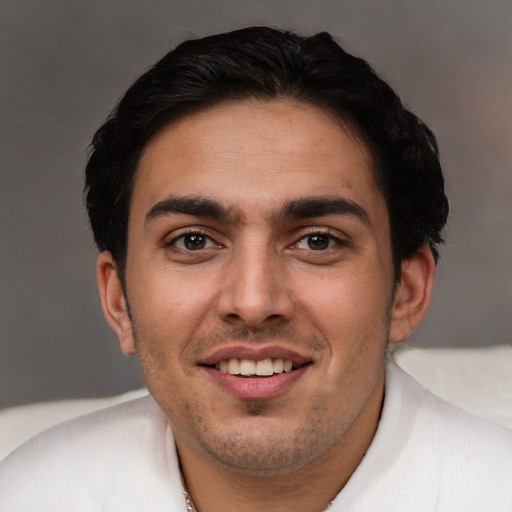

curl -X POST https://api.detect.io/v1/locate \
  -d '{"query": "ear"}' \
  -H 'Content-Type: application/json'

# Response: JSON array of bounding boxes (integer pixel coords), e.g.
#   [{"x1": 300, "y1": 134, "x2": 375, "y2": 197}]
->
[
  {"x1": 97, "y1": 251, "x2": 136, "y2": 355},
  {"x1": 389, "y1": 244, "x2": 436, "y2": 344}
]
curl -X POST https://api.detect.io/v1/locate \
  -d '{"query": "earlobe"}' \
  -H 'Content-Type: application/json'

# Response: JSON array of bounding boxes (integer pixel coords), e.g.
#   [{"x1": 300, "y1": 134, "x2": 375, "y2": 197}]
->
[
  {"x1": 97, "y1": 251, "x2": 136, "y2": 355},
  {"x1": 389, "y1": 244, "x2": 436, "y2": 344}
]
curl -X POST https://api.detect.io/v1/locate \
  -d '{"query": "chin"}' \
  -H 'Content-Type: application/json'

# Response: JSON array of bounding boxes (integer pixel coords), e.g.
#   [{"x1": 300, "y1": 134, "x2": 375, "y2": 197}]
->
[{"x1": 189, "y1": 413, "x2": 348, "y2": 477}]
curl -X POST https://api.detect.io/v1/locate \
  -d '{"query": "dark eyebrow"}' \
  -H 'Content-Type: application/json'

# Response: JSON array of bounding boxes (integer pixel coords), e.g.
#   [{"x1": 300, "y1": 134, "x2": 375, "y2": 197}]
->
[
  {"x1": 145, "y1": 196, "x2": 235, "y2": 224},
  {"x1": 276, "y1": 196, "x2": 370, "y2": 225}
]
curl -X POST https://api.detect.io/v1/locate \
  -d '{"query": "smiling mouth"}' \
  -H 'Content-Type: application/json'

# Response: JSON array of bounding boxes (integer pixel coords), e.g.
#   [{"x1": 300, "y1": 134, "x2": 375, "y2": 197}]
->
[{"x1": 209, "y1": 358, "x2": 307, "y2": 377}]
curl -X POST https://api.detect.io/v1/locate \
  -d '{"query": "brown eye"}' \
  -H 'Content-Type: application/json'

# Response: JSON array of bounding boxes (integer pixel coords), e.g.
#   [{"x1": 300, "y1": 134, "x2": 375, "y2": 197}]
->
[
  {"x1": 294, "y1": 232, "x2": 344, "y2": 252},
  {"x1": 307, "y1": 234, "x2": 330, "y2": 250},
  {"x1": 170, "y1": 233, "x2": 216, "y2": 251},
  {"x1": 183, "y1": 234, "x2": 207, "y2": 250}
]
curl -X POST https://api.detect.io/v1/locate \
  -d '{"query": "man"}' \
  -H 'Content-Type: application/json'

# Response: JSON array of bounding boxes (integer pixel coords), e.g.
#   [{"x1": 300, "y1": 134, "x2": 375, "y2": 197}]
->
[{"x1": 0, "y1": 26, "x2": 510, "y2": 511}]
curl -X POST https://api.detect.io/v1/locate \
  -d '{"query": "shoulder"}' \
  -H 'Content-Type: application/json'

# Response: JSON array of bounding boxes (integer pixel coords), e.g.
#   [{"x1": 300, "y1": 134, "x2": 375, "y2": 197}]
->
[
  {"x1": 383, "y1": 361, "x2": 512, "y2": 508},
  {"x1": 391, "y1": 359, "x2": 512, "y2": 448},
  {"x1": 335, "y1": 361, "x2": 512, "y2": 511},
  {"x1": 0, "y1": 395, "x2": 166, "y2": 463},
  {"x1": 0, "y1": 396, "x2": 183, "y2": 510}
]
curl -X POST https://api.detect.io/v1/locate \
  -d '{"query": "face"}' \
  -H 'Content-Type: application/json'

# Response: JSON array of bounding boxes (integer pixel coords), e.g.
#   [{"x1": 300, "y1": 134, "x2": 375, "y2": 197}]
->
[{"x1": 100, "y1": 99, "x2": 420, "y2": 475}]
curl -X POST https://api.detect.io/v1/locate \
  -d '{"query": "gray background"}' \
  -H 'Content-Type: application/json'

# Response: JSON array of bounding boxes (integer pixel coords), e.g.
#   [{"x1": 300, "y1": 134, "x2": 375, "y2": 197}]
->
[{"x1": 1, "y1": 0, "x2": 510, "y2": 409}]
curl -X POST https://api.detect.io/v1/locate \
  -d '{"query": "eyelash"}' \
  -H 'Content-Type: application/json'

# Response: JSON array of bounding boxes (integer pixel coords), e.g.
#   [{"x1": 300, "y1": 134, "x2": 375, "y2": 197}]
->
[
  {"x1": 165, "y1": 229, "x2": 218, "y2": 251},
  {"x1": 293, "y1": 229, "x2": 348, "y2": 251},
  {"x1": 165, "y1": 228, "x2": 348, "y2": 252}
]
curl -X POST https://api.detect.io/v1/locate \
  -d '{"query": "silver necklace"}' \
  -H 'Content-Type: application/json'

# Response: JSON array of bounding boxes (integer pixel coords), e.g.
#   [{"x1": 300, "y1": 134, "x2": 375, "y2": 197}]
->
[
  {"x1": 183, "y1": 488, "x2": 196, "y2": 512},
  {"x1": 183, "y1": 488, "x2": 334, "y2": 511}
]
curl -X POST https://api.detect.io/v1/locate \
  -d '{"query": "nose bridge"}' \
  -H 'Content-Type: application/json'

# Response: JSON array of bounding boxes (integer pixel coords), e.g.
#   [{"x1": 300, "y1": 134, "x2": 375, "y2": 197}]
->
[{"x1": 217, "y1": 236, "x2": 293, "y2": 327}]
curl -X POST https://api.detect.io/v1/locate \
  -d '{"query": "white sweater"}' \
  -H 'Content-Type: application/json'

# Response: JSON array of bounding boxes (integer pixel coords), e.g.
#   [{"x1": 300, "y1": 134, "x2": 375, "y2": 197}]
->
[{"x1": 1, "y1": 361, "x2": 511, "y2": 511}]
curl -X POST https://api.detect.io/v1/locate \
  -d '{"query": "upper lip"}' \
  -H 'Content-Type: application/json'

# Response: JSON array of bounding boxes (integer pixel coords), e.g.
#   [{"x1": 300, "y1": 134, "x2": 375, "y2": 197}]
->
[{"x1": 199, "y1": 345, "x2": 313, "y2": 366}]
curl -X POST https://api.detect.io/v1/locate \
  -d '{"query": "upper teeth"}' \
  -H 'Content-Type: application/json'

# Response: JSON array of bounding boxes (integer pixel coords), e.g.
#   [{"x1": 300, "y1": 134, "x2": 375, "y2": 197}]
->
[{"x1": 216, "y1": 358, "x2": 294, "y2": 376}]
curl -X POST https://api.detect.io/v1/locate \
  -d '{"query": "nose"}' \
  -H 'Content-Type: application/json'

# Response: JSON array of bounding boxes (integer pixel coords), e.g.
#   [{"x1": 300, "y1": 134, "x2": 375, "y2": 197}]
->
[{"x1": 216, "y1": 243, "x2": 294, "y2": 328}]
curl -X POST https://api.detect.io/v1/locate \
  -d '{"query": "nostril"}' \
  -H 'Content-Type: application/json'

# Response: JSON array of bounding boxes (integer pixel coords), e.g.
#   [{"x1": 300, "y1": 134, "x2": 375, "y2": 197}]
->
[{"x1": 216, "y1": 278, "x2": 295, "y2": 327}]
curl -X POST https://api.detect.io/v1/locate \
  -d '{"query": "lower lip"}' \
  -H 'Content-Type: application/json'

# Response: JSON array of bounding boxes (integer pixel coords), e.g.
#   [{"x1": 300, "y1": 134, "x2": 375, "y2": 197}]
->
[{"x1": 203, "y1": 365, "x2": 310, "y2": 400}]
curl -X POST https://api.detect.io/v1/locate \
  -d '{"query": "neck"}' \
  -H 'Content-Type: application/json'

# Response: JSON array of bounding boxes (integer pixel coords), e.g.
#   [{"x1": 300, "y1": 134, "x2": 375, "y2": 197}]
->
[{"x1": 177, "y1": 372, "x2": 384, "y2": 512}]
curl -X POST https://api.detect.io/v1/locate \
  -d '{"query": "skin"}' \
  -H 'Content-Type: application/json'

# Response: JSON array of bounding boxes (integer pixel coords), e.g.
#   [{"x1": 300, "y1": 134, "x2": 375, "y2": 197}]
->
[{"x1": 98, "y1": 99, "x2": 435, "y2": 512}]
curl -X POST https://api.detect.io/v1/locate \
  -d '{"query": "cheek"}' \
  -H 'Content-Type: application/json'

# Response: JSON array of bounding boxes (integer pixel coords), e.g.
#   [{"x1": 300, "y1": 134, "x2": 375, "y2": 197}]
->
[
  {"x1": 133, "y1": 267, "x2": 216, "y2": 324},
  {"x1": 296, "y1": 268, "x2": 391, "y2": 330},
  {"x1": 128, "y1": 273, "x2": 218, "y2": 373},
  {"x1": 293, "y1": 269, "x2": 392, "y2": 380}
]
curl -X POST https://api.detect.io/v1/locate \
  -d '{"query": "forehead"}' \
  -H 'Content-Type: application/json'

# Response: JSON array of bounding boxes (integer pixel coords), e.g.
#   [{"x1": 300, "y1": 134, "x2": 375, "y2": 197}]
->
[{"x1": 131, "y1": 99, "x2": 385, "y2": 224}]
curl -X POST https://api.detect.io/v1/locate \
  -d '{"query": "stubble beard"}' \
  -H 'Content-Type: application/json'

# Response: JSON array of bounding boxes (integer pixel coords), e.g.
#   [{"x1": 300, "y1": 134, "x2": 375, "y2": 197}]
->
[{"x1": 133, "y1": 323, "x2": 389, "y2": 477}]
